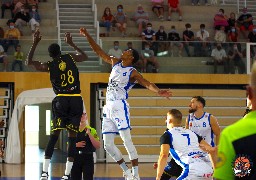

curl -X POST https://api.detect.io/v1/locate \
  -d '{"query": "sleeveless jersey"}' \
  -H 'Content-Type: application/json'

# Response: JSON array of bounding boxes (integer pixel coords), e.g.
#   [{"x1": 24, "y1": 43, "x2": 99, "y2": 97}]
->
[
  {"x1": 47, "y1": 54, "x2": 81, "y2": 95},
  {"x1": 167, "y1": 127, "x2": 207, "y2": 165},
  {"x1": 187, "y1": 112, "x2": 215, "y2": 147},
  {"x1": 106, "y1": 61, "x2": 135, "y2": 101}
]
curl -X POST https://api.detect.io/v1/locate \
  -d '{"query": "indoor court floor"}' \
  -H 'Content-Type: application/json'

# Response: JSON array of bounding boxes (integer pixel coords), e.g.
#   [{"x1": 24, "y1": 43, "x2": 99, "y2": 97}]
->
[{"x1": 0, "y1": 146, "x2": 157, "y2": 180}]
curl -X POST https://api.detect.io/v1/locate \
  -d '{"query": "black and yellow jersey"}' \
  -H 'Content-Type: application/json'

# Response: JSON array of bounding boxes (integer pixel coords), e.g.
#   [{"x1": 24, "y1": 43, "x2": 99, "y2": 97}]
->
[{"x1": 47, "y1": 54, "x2": 81, "y2": 94}]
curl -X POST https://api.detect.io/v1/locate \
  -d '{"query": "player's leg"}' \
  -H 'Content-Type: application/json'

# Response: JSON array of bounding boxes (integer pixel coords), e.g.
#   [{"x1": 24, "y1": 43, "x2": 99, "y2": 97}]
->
[
  {"x1": 62, "y1": 96, "x2": 83, "y2": 179},
  {"x1": 40, "y1": 129, "x2": 61, "y2": 180},
  {"x1": 161, "y1": 158, "x2": 182, "y2": 180},
  {"x1": 119, "y1": 129, "x2": 139, "y2": 179}
]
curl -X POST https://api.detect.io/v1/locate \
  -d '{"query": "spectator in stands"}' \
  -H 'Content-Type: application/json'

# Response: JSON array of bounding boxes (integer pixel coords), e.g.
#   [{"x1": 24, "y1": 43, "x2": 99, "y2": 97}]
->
[
  {"x1": 11, "y1": 44, "x2": 24, "y2": 71},
  {"x1": 168, "y1": 25, "x2": 183, "y2": 57},
  {"x1": 132, "y1": 4, "x2": 149, "y2": 37},
  {"x1": 167, "y1": 0, "x2": 182, "y2": 21},
  {"x1": 227, "y1": 44, "x2": 245, "y2": 74},
  {"x1": 237, "y1": 7, "x2": 254, "y2": 39},
  {"x1": 141, "y1": 42, "x2": 159, "y2": 73},
  {"x1": 108, "y1": 41, "x2": 123, "y2": 59},
  {"x1": 195, "y1": 24, "x2": 211, "y2": 57},
  {"x1": 183, "y1": 23, "x2": 195, "y2": 57},
  {"x1": 228, "y1": 27, "x2": 241, "y2": 51},
  {"x1": 14, "y1": 5, "x2": 30, "y2": 35},
  {"x1": 151, "y1": 0, "x2": 164, "y2": 20},
  {"x1": 29, "y1": 5, "x2": 40, "y2": 34},
  {"x1": 1, "y1": 0, "x2": 14, "y2": 18},
  {"x1": 12, "y1": 0, "x2": 25, "y2": 15},
  {"x1": 211, "y1": 43, "x2": 227, "y2": 74},
  {"x1": 227, "y1": 12, "x2": 237, "y2": 33},
  {"x1": 248, "y1": 26, "x2": 256, "y2": 59},
  {"x1": 0, "y1": 44, "x2": 8, "y2": 72},
  {"x1": 214, "y1": 25, "x2": 227, "y2": 50},
  {"x1": 3, "y1": 21, "x2": 20, "y2": 52},
  {"x1": 114, "y1": 4, "x2": 128, "y2": 37},
  {"x1": 125, "y1": 42, "x2": 143, "y2": 72},
  {"x1": 213, "y1": 8, "x2": 229, "y2": 31},
  {"x1": 141, "y1": 22, "x2": 157, "y2": 55},
  {"x1": 155, "y1": 25, "x2": 168, "y2": 54},
  {"x1": 99, "y1": 7, "x2": 114, "y2": 37}
]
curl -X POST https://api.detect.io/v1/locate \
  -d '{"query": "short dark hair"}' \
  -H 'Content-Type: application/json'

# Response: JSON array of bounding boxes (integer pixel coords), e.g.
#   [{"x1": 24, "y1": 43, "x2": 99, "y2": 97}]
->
[
  {"x1": 219, "y1": 8, "x2": 224, "y2": 13},
  {"x1": 114, "y1": 41, "x2": 119, "y2": 44},
  {"x1": 147, "y1": 23, "x2": 152, "y2": 27},
  {"x1": 117, "y1": 4, "x2": 123, "y2": 9},
  {"x1": 193, "y1": 96, "x2": 206, "y2": 107},
  {"x1": 127, "y1": 42, "x2": 132, "y2": 45},
  {"x1": 200, "y1": 24, "x2": 205, "y2": 28},
  {"x1": 168, "y1": 109, "x2": 183, "y2": 123},
  {"x1": 185, "y1": 23, "x2": 191, "y2": 28},
  {"x1": 48, "y1": 43, "x2": 61, "y2": 58}
]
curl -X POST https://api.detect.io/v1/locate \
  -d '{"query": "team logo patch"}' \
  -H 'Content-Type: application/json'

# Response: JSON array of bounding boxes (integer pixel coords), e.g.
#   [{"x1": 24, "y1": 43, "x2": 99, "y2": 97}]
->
[
  {"x1": 59, "y1": 61, "x2": 66, "y2": 71},
  {"x1": 232, "y1": 154, "x2": 252, "y2": 177},
  {"x1": 216, "y1": 152, "x2": 226, "y2": 168}
]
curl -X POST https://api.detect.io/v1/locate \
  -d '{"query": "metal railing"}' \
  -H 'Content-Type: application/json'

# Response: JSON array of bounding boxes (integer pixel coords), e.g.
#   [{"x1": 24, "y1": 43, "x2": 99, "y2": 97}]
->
[{"x1": 56, "y1": 0, "x2": 61, "y2": 46}]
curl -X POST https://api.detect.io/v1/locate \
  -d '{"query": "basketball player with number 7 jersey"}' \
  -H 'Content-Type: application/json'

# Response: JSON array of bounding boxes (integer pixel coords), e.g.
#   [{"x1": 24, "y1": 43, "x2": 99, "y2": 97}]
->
[{"x1": 185, "y1": 96, "x2": 221, "y2": 168}]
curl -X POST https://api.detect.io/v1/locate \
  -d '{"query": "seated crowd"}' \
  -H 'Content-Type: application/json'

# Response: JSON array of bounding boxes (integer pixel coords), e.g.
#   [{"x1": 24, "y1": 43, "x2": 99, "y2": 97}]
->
[
  {"x1": 100, "y1": 3, "x2": 255, "y2": 74},
  {"x1": 0, "y1": 0, "x2": 43, "y2": 71}
]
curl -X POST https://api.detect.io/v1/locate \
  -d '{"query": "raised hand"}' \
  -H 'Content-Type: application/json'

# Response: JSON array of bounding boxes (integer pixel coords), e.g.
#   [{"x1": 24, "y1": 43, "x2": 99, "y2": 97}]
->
[
  {"x1": 158, "y1": 89, "x2": 172, "y2": 100},
  {"x1": 80, "y1": 27, "x2": 88, "y2": 36},
  {"x1": 33, "y1": 29, "x2": 42, "y2": 44},
  {"x1": 64, "y1": 32, "x2": 74, "y2": 46}
]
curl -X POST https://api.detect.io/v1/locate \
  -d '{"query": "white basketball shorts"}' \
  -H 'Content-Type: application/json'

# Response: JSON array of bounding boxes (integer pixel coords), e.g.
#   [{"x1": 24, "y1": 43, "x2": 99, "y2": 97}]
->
[{"x1": 102, "y1": 100, "x2": 131, "y2": 134}]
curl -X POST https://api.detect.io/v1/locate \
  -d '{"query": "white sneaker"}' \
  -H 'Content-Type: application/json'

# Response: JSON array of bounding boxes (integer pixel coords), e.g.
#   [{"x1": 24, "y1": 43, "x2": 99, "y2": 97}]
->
[
  {"x1": 123, "y1": 169, "x2": 133, "y2": 180},
  {"x1": 40, "y1": 171, "x2": 48, "y2": 180},
  {"x1": 133, "y1": 175, "x2": 140, "y2": 180}
]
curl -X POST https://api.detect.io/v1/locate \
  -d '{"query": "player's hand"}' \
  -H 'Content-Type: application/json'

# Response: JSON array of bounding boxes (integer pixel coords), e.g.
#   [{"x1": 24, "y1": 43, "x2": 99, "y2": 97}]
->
[
  {"x1": 80, "y1": 27, "x2": 88, "y2": 36},
  {"x1": 76, "y1": 141, "x2": 86, "y2": 148},
  {"x1": 158, "y1": 89, "x2": 172, "y2": 100},
  {"x1": 153, "y1": 162, "x2": 158, "y2": 169},
  {"x1": 64, "y1": 32, "x2": 74, "y2": 46},
  {"x1": 33, "y1": 29, "x2": 41, "y2": 44}
]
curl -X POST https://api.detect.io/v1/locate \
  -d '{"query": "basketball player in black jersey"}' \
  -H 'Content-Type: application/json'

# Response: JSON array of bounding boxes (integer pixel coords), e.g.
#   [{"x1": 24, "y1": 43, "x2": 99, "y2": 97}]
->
[{"x1": 27, "y1": 30, "x2": 88, "y2": 180}]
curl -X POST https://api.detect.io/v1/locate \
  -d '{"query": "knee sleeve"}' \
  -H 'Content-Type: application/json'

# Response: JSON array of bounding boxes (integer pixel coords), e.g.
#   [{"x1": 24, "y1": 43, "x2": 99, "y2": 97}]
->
[
  {"x1": 45, "y1": 134, "x2": 59, "y2": 157},
  {"x1": 119, "y1": 129, "x2": 138, "y2": 160},
  {"x1": 103, "y1": 134, "x2": 122, "y2": 162},
  {"x1": 67, "y1": 137, "x2": 77, "y2": 158}
]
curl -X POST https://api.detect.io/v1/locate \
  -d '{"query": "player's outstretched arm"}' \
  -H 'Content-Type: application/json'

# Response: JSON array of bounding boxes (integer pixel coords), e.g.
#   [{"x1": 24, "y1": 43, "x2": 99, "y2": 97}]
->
[
  {"x1": 131, "y1": 70, "x2": 172, "y2": 99},
  {"x1": 27, "y1": 30, "x2": 48, "y2": 72},
  {"x1": 79, "y1": 27, "x2": 118, "y2": 66},
  {"x1": 210, "y1": 115, "x2": 221, "y2": 145},
  {"x1": 64, "y1": 32, "x2": 88, "y2": 62}
]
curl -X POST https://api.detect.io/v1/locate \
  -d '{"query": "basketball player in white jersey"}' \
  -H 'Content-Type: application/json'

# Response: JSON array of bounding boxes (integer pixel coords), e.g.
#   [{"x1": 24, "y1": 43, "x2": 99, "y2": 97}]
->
[
  {"x1": 80, "y1": 27, "x2": 172, "y2": 180},
  {"x1": 156, "y1": 109, "x2": 216, "y2": 180},
  {"x1": 185, "y1": 96, "x2": 220, "y2": 167}
]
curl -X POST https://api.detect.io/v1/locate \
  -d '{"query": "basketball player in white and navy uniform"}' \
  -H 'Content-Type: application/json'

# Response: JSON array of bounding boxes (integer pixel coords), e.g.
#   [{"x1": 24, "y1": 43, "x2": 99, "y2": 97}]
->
[
  {"x1": 156, "y1": 109, "x2": 216, "y2": 180},
  {"x1": 80, "y1": 27, "x2": 172, "y2": 180},
  {"x1": 186, "y1": 96, "x2": 220, "y2": 167},
  {"x1": 158, "y1": 96, "x2": 220, "y2": 179}
]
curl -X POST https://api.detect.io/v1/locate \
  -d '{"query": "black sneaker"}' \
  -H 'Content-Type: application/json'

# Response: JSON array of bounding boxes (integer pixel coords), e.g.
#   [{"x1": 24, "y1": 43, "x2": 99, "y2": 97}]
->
[
  {"x1": 40, "y1": 171, "x2": 49, "y2": 180},
  {"x1": 61, "y1": 175, "x2": 70, "y2": 180}
]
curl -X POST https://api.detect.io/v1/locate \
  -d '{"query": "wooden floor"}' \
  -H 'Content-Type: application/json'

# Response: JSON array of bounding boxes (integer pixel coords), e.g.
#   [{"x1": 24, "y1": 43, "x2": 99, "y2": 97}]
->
[
  {"x1": 0, "y1": 163, "x2": 157, "y2": 179},
  {"x1": 0, "y1": 146, "x2": 158, "y2": 179}
]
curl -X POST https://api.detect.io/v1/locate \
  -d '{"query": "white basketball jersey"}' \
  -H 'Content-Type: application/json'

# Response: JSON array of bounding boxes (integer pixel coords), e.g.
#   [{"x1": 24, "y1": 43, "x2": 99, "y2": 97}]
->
[
  {"x1": 167, "y1": 127, "x2": 207, "y2": 165},
  {"x1": 187, "y1": 112, "x2": 215, "y2": 147},
  {"x1": 106, "y1": 61, "x2": 135, "y2": 101}
]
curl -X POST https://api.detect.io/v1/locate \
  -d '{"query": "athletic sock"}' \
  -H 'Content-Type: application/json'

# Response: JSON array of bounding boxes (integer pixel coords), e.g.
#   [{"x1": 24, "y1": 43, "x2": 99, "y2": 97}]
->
[
  {"x1": 120, "y1": 161, "x2": 129, "y2": 172},
  {"x1": 132, "y1": 166, "x2": 139, "y2": 177},
  {"x1": 64, "y1": 161, "x2": 73, "y2": 175},
  {"x1": 43, "y1": 159, "x2": 50, "y2": 172}
]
